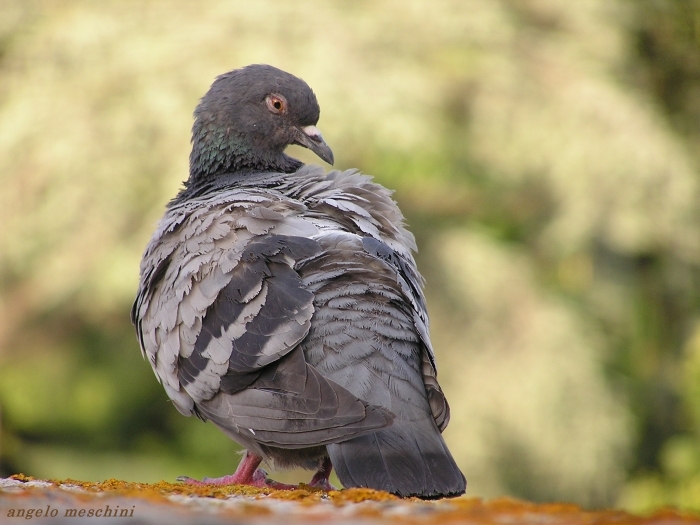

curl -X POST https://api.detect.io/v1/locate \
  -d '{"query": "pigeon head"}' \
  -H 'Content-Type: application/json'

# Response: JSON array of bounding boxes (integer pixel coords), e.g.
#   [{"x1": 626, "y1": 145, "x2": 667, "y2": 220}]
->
[{"x1": 189, "y1": 64, "x2": 334, "y2": 180}]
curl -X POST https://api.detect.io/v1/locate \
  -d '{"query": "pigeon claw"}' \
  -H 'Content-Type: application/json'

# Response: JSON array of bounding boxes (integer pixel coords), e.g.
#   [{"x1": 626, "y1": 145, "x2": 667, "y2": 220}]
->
[
  {"x1": 176, "y1": 469, "x2": 297, "y2": 489},
  {"x1": 307, "y1": 456, "x2": 337, "y2": 491},
  {"x1": 176, "y1": 450, "x2": 297, "y2": 490},
  {"x1": 252, "y1": 469, "x2": 298, "y2": 490},
  {"x1": 307, "y1": 478, "x2": 338, "y2": 491}
]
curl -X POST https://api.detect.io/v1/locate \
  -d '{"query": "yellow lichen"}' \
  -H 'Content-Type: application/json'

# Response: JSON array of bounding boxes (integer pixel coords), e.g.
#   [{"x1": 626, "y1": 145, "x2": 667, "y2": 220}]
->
[{"x1": 4, "y1": 475, "x2": 700, "y2": 524}]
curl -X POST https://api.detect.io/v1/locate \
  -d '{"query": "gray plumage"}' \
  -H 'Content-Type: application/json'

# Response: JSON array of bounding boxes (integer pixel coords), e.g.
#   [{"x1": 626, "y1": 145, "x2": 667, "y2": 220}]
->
[{"x1": 132, "y1": 65, "x2": 465, "y2": 498}]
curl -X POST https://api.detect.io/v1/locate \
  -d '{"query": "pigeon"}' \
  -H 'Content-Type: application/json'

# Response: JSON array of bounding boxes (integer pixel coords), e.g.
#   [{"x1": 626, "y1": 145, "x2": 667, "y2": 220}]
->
[{"x1": 132, "y1": 64, "x2": 466, "y2": 498}]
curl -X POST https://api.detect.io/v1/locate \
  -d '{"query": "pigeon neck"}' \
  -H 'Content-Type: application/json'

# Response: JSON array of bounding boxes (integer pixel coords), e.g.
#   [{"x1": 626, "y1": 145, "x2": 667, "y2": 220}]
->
[{"x1": 188, "y1": 126, "x2": 302, "y2": 182}]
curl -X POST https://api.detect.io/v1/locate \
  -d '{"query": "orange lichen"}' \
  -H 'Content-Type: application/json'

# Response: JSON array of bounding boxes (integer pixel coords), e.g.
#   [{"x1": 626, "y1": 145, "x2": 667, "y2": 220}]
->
[
  {"x1": 8, "y1": 473, "x2": 36, "y2": 483},
  {"x1": 48, "y1": 477, "x2": 275, "y2": 501},
  {"x1": 3, "y1": 475, "x2": 700, "y2": 524},
  {"x1": 27, "y1": 476, "x2": 400, "y2": 505},
  {"x1": 327, "y1": 487, "x2": 399, "y2": 504}
]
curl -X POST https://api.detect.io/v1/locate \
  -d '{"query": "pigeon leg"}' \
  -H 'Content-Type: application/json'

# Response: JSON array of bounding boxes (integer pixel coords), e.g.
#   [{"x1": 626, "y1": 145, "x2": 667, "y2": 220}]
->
[
  {"x1": 177, "y1": 450, "x2": 297, "y2": 489},
  {"x1": 308, "y1": 456, "x2": 338, "y2": 491}
]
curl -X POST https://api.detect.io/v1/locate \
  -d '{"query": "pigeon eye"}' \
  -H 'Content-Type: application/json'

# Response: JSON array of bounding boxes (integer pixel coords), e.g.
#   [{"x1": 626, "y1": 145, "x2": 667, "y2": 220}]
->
[{"x1": 266, "y1": 94, "x2": 287, "y2": 114}]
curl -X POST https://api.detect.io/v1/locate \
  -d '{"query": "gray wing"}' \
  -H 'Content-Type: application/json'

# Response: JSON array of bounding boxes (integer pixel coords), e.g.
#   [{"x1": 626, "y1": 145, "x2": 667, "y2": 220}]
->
[
  {"x1": 185, "y1": 234, "x2": 393, "y2": 447},
  {"x1": 297, "y1": 231, "x2": 463, "y2": 497},
  {"x1": 360, "y1": 236, "x2": 450, "y2": 431},
  {"x1": 178, "y1": 234, "x2": 319, "y2": 395},
  {"x1": 133, "y1": 192, "x2": 393, "y2": 447},
  {"x1": 289, "y1": 167, "x2": 450, "y2": 430}
]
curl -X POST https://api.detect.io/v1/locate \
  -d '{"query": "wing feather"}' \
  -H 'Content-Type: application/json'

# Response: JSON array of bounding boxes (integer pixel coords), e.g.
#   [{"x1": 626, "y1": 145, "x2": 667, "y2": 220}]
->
[{"x1": 133, "y1": 188, "x2": 394, "y2": 439}]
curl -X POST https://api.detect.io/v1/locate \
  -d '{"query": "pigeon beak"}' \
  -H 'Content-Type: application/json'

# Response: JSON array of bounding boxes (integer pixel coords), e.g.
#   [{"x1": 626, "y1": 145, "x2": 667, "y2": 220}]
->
[{"x1": 294, "y1": 125, "x2": 334, "y2": 165}]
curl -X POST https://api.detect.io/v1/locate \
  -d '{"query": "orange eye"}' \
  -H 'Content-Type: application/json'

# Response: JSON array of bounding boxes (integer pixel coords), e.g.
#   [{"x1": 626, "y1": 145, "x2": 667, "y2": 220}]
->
[{"x1": 266, "y1": 94, "x2": 287, "y2": 114}]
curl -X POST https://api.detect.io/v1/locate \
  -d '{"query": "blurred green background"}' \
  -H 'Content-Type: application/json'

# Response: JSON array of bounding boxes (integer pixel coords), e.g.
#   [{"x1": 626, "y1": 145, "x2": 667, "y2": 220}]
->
[{"x1": 1, "y1": 0, "x2": 700, "y2": 513}]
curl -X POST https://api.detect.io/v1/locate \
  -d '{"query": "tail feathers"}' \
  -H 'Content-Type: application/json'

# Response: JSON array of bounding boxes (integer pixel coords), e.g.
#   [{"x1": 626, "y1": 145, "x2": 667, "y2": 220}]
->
[{"x1": 327, "y1": 418, "x2": 466, "y2": 498}]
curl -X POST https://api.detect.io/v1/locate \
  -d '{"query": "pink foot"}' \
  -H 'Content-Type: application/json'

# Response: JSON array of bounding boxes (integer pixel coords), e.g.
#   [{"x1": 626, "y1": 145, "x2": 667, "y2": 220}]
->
[
  {"x1": 176, "y1": 450, "x2": 297, "y2": 490},
  {"x1": 307, "y1": 457, "x2": 338, "y2": 491}
]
